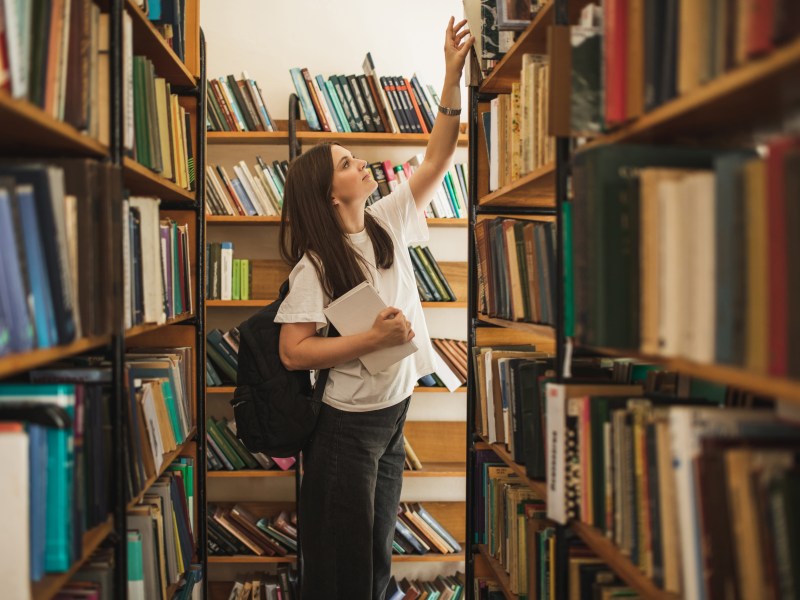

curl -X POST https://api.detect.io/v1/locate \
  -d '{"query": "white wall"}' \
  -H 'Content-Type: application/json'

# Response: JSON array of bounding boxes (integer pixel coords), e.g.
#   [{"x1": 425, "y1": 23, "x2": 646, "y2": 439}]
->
[
  {"x1": 201, "y1": 0, "x2": 470, "y2": 586},
  {"x1": 201, "y1": 0, "x2": 468, "y2": 122}
]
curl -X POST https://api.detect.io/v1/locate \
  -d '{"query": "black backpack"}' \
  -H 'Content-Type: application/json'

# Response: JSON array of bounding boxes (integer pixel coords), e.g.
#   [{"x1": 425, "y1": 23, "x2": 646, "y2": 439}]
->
[{"x1": 230, "y1": 280, "x2": 332, "y2": 457}]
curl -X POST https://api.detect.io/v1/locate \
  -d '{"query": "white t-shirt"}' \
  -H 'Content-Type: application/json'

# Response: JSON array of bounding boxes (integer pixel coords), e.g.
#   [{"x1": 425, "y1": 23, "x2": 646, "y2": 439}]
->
[{"x1": 274, "y1": 180, "x2": 435, "y2": 412}]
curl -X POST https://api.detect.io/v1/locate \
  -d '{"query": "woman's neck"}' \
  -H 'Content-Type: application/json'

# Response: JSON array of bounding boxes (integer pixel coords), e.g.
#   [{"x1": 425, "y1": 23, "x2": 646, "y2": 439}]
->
[{"x1": 336, "y1": 202, "x2": 366, "y2": 234}]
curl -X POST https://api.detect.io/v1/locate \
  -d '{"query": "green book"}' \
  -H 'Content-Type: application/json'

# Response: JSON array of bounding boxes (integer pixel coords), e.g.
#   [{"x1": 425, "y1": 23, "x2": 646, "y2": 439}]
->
[
  {"x1": 408, "y1": 247, "x2": 441, "y2": 301},
  {"x1": 127, "y1": 532, "x2": 145, "y2": 596},
  {"x1": 443, "y1": 172, "x2": 460, "y2": 216},
  {"x1": 513, "y1": 221, "x2": 531, "y2": 321},
  {"x1": 232, "y1": 258, "x2": 241, "y2": 300},
  {"x1": 133, "y1": 57, "x2": 150, "y2": 168},
  {"x1": 206, "y1": 417, "x2": 245, "y2": 469},
  {"x1": 206, "y1": 344, "x2": 237, "y2": 383},
  {"x1": 144, "y1": 60, "x2": 163, "y2": 173},
  {"x1": 216, "y1": 417, "x2": 259, "y2": 469},
  {"x1": 420, "y1": 245, "x2": 457, "y2": 301},
  {"x1": 240, "y1": 259, "x2": 250, "y2": 300},
  {"x1": 412, "y1": 246, "x2": 450, "y2": 301},
  {"x1": 159, "y1": 379, "x2": 184, "y2": 443},
  {"x1": 325, "y1": 79, "x2": 351, "y2": 133},
  {"x1": 562, "y1": 201, "x2": 574, "y2": 337}
]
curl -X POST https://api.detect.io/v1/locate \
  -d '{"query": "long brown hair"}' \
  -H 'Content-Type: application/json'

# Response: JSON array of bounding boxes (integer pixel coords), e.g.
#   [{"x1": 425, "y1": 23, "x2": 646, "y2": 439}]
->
[{"x1": 279, "y1": 142, "x2": 395, "y2": 300}]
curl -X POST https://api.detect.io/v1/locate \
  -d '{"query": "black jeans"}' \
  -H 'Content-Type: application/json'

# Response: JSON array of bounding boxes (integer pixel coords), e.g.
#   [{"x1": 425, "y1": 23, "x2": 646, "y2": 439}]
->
[{"x1": 299, "y1": 397, "x2": 410, "y2": 600}]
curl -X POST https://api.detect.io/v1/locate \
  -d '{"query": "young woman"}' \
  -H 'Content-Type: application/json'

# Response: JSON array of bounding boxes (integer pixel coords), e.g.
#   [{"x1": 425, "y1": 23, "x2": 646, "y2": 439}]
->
[{"x1": 274, "y1": 18, "x2": 473, "y2": 599}]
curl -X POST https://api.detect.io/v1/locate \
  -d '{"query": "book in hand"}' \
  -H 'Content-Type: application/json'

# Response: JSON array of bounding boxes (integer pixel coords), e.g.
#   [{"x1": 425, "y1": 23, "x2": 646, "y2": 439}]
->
[{"x1": 323, "y1": 281, "x2": 417, "y2": 375}]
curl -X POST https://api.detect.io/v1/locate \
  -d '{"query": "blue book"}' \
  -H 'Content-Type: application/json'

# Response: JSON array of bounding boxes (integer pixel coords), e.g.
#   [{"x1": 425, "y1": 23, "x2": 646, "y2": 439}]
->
[
  {"x1": 16, "y1": 184, "x2": 58, "y2": 348},
  {"x1": 289, "y1": 68, "x2": 321, "y2": 131},
  {"x1": 28, "y1": 423, "x2": 48, "y2": 581},
  {"x1": 0, "y1": 187, "x2": 34, "y2": 352},
  {"x1": 315, "y1": 75, "x2": 342, "y2": 132},
  {"x1": 127, "y1": 531, "x2": 145, "y2": 598},
  {"x1": 230, "y1": 177, "x2": 257, "y2": 216},
  {"x1": 147, "y1": 0, "x2": 162, "y2": 19},
  {"x1": 0, "y1": 384, "x2": 75, "y2": 573}
]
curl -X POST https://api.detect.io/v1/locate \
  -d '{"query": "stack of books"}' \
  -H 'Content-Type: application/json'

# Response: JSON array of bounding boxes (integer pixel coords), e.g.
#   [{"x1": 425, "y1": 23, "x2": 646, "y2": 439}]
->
[
  {"x1": 290, "y1": 54, "x2": 441, "y2": 135},
  {"x1": 207, "y1": 73, "x2": 278, "y2": 132},
  {"x1": 206, "y1": 415, "x2": 295, "y2": 472},
  {"x1": 409, "y1": 245, "x2": 456, "y2": 303},
  {"x1": 206, "y1": 327, "x2": 239, "y2": 385},
  {"x1": 207, "y1": 505, "x2": 297, "y2": 558},
  {"x1": 219, "y1": 567, "x2": 297, "y2": 600},
  {"x1": 205, "y1": 159, "x2": 288, "y2": 217},
  {"x1": 386, "y1": 573, "x2": 466, "y2": 600},
  {"x1": 393, "y1": 503, "x2": 461, "y2": 556}
]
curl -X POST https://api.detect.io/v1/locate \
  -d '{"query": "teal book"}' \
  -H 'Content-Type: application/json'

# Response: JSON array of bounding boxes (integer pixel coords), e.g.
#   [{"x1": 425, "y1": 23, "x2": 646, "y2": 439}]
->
[
  {"x1": 0, "y1": 384, "x2": 75, "y2": 573},
  {"x1": 127, "y1": 531, "x2": 145, "y2": 598},
  {"x1": 127, "y1": 364, "x2": 185, "y2": 442}
]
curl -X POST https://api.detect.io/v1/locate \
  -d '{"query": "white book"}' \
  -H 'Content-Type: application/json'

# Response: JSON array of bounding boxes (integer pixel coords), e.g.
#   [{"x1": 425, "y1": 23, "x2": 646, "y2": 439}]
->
[
  {"x1": 238, "y1": 160, "x2": 275, "y2": 216},
  {"x1": 483, "y1": 351, "x2": 496, "y2": 443},
  {"x1": 122, "y1": 199, "x2": 132, "y2": 330},
  {"x1": 123, "y1": 11, "x2": 134, "y2": 152},
  {"x1": 489, "y1": 97, "x2": 500, "y2": 191},
  {"x1": 311, "y1": 75, "x2": 339, "y2": 132},
  {"x1": 0, "y1": 426, "x2": 29, "y2": 599},
  {"x1": 220, "y1": 242, "x2": 233, "y2": 301},
  {"x1": 234, "y1": 163, "x2": 269, "y2": 216},
  {"x1": 686, "y1": 172, "x2": 716, "y2": 363},
  {"x1": 129, "y1": 197, "x2": 166, "y2": 324},
  {"x1": 323, "y1": 281, "x2": 417, "y2": 375}
]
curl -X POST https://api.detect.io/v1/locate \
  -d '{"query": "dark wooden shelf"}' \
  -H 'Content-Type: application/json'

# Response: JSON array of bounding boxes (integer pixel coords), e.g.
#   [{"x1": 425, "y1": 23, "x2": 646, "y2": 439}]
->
[
  {"x1": 126, "y1": 432, "x2": 197, "y2": 511},
  {"x1": 476, "y1": 544, "x2": 517, "y2": 600},
  {"x1": 206, "y1": 131, "x2": 289, "y2": 145},
  {"x1": 478, "y1": 162, "x2": 556, "y2": 208},
  {"x1": 570, "y1": 522, "x2": 680, "y2": 600},
  {"x1": 581, "y1": 37, "x2": 800, "y2": 148},
  {"x1": 31, "y1": 517, "x2": 114, "y2": 600},
  {"x1": 0, "y1": 92, "x2": 108, "y2": 157},
  {"x1": 207, "y1": 470, "x2": 294, "y2": 479},
  {"x1": 208, "y1": 555, "x2": 297, "y2": 564},
  {"x1": 206, "y1": 385, "x2": 468, "y2": 394},
  {"x1": 205, "y1": 215, "x2": 467, "y2": 227},
  {"x1": 124, "y1": 0, "x2": 196, "y2": 87},
  {"x1": 0, "y1": 335, "x2": 112, "y2": 380},
  {"x1": 208, "y1": 130, "x2": 468, "y2": 147},
  {"x1": 581, "y1": 343, "x2": 800, "y2": 406},
  {"x1": 475, "y1": 435, "x2": 547, "y2": 498},
  {"x1": 125, "y1": 313, "x2": 195, "y2": 340},
  {"x1": 123, "y1": 157, "x2": 196, "y2": 203},
  {"x1": 478, "y1": 315, "x2": 556, "y2": 340}
]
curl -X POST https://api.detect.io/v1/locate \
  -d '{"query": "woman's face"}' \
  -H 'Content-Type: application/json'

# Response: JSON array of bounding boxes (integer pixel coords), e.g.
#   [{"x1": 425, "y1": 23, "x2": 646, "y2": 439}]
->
[{"x1": 329, "y1": 144, "x2": 378, "y2": 208}]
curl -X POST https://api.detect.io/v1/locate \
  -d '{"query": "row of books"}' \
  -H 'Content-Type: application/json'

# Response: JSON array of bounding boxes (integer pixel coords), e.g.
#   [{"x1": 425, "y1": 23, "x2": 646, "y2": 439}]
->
[
  {"x1": 546, "y1": 385, "x2": 800, "y2": 599},
  {"x1": 386, "y1": 573, "x2": 466, "y2": 600},
  {"x1": 409, "y1": 245, "x2": 457, "y2": 303},
  {"x1": 475, "y1": 218, "x2": 557, "y2": 325},
  {"x1": 484, "y1": 54, "x2": 554, "y2": 190},
  {"x1": 207, "y1": 74, "x2": 278, "y2": 132},
  {"x1": 0, "y1": 379, "x2": 113, "y2": 595},
  {"x1": 52, "y1": 546, "x2": 116, "y2": 600},
  {"x1": 124, "y1": 197, "x2": 193, "y2": 330},
  {"x1": 0, "y1": 160, "x2": 121, "y2": 355},
  {"x1": 208, "y1": 505, "x2": 297, "y2": 558},
  {"x1": 205, "y1": 245, "x2": 277, "y2": 302},
  {"x1": 569, "y1": 141, "x2": 800, "y2": 378},
  {"x1": 365, "y1": 156, "x2": 468, "y2": 220},
  {"x1": 127, "y1": 458, "x2": 197, "y2": 599},
  {"x1": 0, "y1": 0, "x2": 110, "y2": 142},
  {"x1": 125, "y1": 348, "x2": 195, "y2": 502},
  {"x1": 393, "y1": 502, "x2": 462, "y2": 555},
  {"x1": 131, "y1": 54, "x2": 195, "y2": 190},
  {"x1": 568, "y1": 0, "x2": 799, "y2": 132},
  {"x1": 419, "y1": 338, "x2": 470, "y2": 393},
  {"x1": 141, "y1": 0, "x2": 188, "y2": 62},
  {"x1": 290, "y1": 55, "x2": 442, "y2": 135},
  {"x1": 205, "y1": 159, "x2": 288, "y2": 217},
  {"x1": 206, "y1": 415, "x2": 296, "y2": 473},
  {"x1": 223, "y1": 567, "x2": 297, "y2": 600}
]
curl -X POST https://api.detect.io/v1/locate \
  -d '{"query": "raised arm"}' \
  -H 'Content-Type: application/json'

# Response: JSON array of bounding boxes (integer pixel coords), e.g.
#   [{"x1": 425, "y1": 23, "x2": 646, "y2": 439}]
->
[{"x1": 409, "y1": 17, "x2": 474, "y2": 213}]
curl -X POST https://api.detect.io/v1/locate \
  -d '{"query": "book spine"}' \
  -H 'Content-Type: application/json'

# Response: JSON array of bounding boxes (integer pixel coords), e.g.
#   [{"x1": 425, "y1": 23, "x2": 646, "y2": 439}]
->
[
  {"x1": 301, "y1": 68, "x2": 330, "y2": 132},
  {"x1": 330, "y1": 75, "x2": 359, "y2": 132},
  {"x1": 347, "y1": 74, "x2": 375, "y2": 132},
  {"x1": 357, "y1": 74, "x2": 384, "y2": 132},
  {"x1": 289, "y1": 67, "x2": 321, "y2": 131}
]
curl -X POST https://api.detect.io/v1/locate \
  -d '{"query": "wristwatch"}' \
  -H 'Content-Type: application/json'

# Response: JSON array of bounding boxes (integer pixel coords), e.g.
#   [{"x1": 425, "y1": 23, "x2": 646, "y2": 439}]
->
[{"x1": 437, "y1": 104, "x2": 461, "y2": 117}]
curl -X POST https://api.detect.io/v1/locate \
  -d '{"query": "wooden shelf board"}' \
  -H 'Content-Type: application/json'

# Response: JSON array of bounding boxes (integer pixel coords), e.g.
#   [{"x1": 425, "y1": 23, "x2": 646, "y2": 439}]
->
[
  {"x1": 476, "y1": 435, "x2": 547, "y2": 498},
  {"x1": 205, "y1": 216, "x2": 467, "y2": 227},
  {"x1": 478, "y1": 162, "x2": 556, "y2": 208},
  {"x1": 392, "y1": 551, "x2": 466, "y2": 562},
  {"x1": 570, "y1": 522, "x2": 680, "y2": 600},
  {"x1": 125, "y1": 313, "x2": 194, "y2": 340},
  {"x1": 582, "y1": 37, "x2": 800, "y2": 148},
  {"x1": 206, "y1": 300, "x2": 269, "y2": 307},
  {"x1": 422, "y1": 301, "x2": 468, "y2": 308},
  {"x1": 124, "y1": 0, "x2": 196, "y2": 87},
  {"x1": 479, "y1": 2, "x2": 554, "y2": 94},
  {"x1": 127, "y1": 429, "x2": 197, "y2": 512},
  {"x1": 0, "y1": 93, "x2": 108, "y2": 156},
  {"x1": 581, "y1": 344, "x2": 800, "y2": 405},
  {"x1": 478, "y1": 315, "x2": 556, "y2": 340},
  {"x1": 123, "y1": 156, "x2": 196, "y2": 203},
  {"x1": 206, "y1": 386, "x2": 468, "y2": 395},
  {"x1": 208, "y1": 555, "x2": 297, "y2": 564},
  {"x1": 31, "y1": 517, "x2": 114, "y2": 600},
  {"x1": 207, "y1": 469, "x2": 295, "y2": 479},
  {"x1": 476, "y1": 544, "x2": 518, "y2": 600},
  {"x1": 296, "y1": 131, "x2": 469, "y2": 147},
  {"x1": 404, "y1": 462, "x2": 467, "y2": 477},
  {"x1": 0, "y1": 335, "x2": 112, "y2": 380},
  {"x1": 206, "y1": 131, "x2": 290, "y2": 145}
]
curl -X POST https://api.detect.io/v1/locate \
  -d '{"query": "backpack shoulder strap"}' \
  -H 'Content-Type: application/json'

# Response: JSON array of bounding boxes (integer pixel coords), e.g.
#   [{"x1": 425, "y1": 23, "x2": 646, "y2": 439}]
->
[{"x1": 312, "y1": 325, "x2": 340, "y2": 402}]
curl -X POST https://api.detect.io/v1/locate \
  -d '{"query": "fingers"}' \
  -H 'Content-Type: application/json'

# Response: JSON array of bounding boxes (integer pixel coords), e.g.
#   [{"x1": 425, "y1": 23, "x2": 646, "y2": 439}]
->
[
  {"x1": 407, "y1": 329, "x2": 416, "y2": 342},
  {"x1": 455, "y1": 28, "x2": 470, "y2": 43},
  {"x1": 380, "y1": 306, "x2": 401, "y2": 319}
]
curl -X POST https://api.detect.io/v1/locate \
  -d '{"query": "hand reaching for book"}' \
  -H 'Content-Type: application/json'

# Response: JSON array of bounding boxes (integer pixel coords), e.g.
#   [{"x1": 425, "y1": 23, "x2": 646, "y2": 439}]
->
[
  {"x1": 372, "y1": 307, "x2": 415, "y2": 348},
  {"x1": 444, "y1": 17, "x2": 474, "y2": 81}
]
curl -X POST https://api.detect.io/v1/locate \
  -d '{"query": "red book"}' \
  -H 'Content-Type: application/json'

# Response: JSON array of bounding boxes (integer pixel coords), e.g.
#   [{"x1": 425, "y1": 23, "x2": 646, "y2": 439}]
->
[
  {"x1": 747, "y1": 0, "x2": 776, "y2": 57},
  {"x1": 603, "y1": 0, "x2": 628, "y2": 126},
  {"x1": 766, "y1": 137, "x2": 800, "y2": 376}
]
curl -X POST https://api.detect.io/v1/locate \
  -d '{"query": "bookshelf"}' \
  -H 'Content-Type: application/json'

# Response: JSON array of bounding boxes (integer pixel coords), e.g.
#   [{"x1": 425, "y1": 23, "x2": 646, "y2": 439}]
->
[
  {"x1": 467, "y1": 0, "x2": 800, "y2": 598},
  {"x1": 0, "y1": 0, "x2": 206, "y2": 597}
]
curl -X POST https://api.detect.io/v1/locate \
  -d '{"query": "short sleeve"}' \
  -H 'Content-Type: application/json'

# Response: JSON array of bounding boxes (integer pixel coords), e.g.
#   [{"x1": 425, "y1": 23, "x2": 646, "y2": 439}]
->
[
  {"x1": 367, "y1": 179, "x2": 429, "y2": 245},
  {"x1": 274, "y1": 256, "x2": 328, "y2": 332}
]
